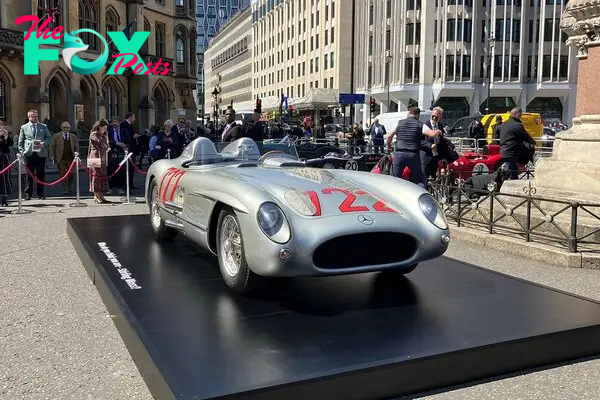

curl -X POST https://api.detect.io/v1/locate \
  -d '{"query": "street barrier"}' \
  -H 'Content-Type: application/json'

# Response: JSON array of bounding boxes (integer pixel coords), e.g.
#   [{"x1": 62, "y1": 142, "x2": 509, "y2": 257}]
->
[{"x1": 428, "y1": 179, "x2": 600, "y2": 253}]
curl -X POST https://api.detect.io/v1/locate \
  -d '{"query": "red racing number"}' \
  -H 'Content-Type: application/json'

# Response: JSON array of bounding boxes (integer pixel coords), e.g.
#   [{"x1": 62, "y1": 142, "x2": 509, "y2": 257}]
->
[
  {"x1": 305, "y1": 188, "x2": 396, "y2": 214},
  {"x1": 159, "y1": 168, "x2": 187, "y2": 203}
]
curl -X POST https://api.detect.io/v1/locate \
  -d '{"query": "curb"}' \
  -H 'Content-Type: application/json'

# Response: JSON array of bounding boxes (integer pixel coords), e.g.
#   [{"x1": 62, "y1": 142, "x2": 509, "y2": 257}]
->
[{"x1": 449, "y1": 225, "x2": 600, "y2": 269}]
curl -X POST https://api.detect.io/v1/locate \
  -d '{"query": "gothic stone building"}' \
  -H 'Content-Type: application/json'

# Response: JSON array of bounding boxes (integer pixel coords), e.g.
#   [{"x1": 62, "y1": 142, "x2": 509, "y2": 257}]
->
[{"x1": 0, "y1": 0, "x2": 197, "y2": 134}]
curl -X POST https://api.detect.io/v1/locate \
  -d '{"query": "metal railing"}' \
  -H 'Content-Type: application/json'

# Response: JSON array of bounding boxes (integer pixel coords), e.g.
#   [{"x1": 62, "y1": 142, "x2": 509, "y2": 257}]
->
[{"x1": 428, "y1": 178, "x2": 600, "y2": 253}]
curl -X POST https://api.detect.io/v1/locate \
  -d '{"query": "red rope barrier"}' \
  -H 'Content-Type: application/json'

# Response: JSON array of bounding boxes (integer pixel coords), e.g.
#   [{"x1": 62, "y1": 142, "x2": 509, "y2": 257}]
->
[
  {"x1": 0, "y1": 159, "x2": 16, "y2": 175},
  {"x1": 78, "y1": 160, "x2": 125, "y2": 180},
  {"x1": 128, "y1": 158, "x2": 148, "y2": 175},
  {"x1": 22, "y1": 159, "x2": 77, "y2": 187}
]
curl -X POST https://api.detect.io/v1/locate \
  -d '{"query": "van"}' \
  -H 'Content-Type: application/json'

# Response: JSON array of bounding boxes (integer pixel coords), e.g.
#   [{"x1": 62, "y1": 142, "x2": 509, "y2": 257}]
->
[
  {"x1": 482, "y1": 112, "x2": 543, "y2": 143},
  {"x1": 373, "y1": 110, "x2": 433, "y2": 134}
]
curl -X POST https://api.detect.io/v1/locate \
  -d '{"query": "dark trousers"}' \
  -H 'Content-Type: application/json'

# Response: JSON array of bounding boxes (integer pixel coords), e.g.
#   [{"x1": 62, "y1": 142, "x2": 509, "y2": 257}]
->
[
  {"x1": 393, "y1": 150, "x2": 424, "y2": 188},
  {"x1": 502, "y1": 157, "x2": 519, "y2": 179},
  {"x1": 421, "y1": 155, "x2": 439, "y2": 184},
  {"x1": 25, "y1": 153, "x2": 46, "y2": 197}
]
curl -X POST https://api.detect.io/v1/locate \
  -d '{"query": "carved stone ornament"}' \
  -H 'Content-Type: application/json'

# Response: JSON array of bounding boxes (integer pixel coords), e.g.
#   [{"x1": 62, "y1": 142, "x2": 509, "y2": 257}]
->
[{"x1": 561, "y1": 0, "x2": 600, "y2": 58}]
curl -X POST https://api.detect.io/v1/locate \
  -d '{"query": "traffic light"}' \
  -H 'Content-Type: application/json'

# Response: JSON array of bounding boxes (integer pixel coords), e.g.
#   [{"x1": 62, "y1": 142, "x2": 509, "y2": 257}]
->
[
  {"x1": 255, "y1": 97, "x2": 262, "y2": 114},
  {"x1": 370, "y1": 98, "x2": 376, "y2": 113}
]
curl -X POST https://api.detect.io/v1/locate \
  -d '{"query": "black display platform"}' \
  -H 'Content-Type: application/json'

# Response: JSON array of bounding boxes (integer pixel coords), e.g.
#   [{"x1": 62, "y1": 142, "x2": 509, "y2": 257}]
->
[{"x1": 67, "y1": 215, "x2": 600, "y2": 400}]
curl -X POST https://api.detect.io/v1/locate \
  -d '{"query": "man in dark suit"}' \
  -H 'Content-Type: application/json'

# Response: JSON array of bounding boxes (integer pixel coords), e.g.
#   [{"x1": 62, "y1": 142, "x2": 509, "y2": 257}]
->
[
  {"x1": 221, "y1": 108, "x2": 245, "y2": 142},
  {"x1": 117, "y1": 112, "x2": 137, "y2": 189},
  {"x1": 369, "y1": 118, "x2": 387, "y2": 152},
  {"x1": 498, "y1": 107, "x2": 536, "y2": 179},
  {"x1": 420, "y1": 107, "x2": 445, "y2": 182}
]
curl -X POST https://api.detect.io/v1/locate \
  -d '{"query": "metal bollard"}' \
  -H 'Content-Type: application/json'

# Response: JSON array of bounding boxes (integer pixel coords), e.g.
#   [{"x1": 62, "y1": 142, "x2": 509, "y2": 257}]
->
[
  {"x1": 167, "y1": 149, "x2": 171, "y2": 159},
  {"x1": 121, "y1": 150, "x2": 136, "y2": 205},
  {"x1": 12, "y1": 153, "x2": 30, "y2": 214},
  {"x1": 69, "y1": 152, "x2": 87, "y2": 208}
]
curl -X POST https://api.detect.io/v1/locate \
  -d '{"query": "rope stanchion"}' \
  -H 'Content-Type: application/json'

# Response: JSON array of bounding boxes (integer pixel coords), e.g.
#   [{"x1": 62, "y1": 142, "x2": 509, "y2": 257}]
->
[
  {"x1": 0, "y1": 159, "x2": 15, "y2": 176},
  {"x1": 121, "y1": 150, "x2": 136, "y2": 205},
  {"x1": 22, "y1": 158, "x2": 76, "y2": 187},
  {"x1": 12, "y1": 153, "x2": 31, "y2": 214},
  {"x1": 128, "y1": 158, "x2": 148, "y2": 175},
  {"x1": 69, "y1": 152, "x2": 87, "y2": 208}
]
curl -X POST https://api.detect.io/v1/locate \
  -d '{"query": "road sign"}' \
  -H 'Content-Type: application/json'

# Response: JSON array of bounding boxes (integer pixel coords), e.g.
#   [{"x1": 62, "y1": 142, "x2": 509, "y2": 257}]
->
[{"x1": 339, "y1": 93, "x2": 366, "y2": 105}]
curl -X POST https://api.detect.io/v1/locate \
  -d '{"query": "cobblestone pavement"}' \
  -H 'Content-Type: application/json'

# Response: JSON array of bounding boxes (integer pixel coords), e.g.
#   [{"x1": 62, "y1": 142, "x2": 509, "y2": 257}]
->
[{"x1": 1, "y1": 181, "x2": 599, "y2": 399}]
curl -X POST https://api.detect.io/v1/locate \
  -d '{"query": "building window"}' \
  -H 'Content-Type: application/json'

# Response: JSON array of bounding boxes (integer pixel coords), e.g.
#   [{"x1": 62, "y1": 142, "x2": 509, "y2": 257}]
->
[
  {"x1": 38, "y1": 0, "x2": 62, "y2": 30},
  {"x1": 330, "y1": 77, "x2": 333, "y2": 88},
  {"x1": 156, "y1": 23, "x2": 165, "y2": 58},
  {"x1": 105, "y1": 8, "x2": 119, "y2": 54},
  {"x1": 368, "y1": 35, "x2": 373, "y2": 56},
  {"x1": 176, "y1": 29, "x2": 186, "y2": 64},
  {"x1": 406, "y1": 23, "x2": 421, "y2": 45},
  {"x1": 462, "y1": 56, "x2": 471, "y2": 79},
  {"x1": 386, "y1": 0, "x2": 391, "y2": 18},
  {"x1": 369, "y1": 3, "x2": 373, "y2": 25},
  {"x1": 386, "y1": 29, "x2": 391, "y2": 51},
  {"x1": 103, "y1": 79, "x2": 121, "y2": 120},
  {"x1": 330, "y1": 52, "x2": 335, "y2": 68},
  {"x1": 78, "y1": 0, "x2": 100, "y2": 51}
]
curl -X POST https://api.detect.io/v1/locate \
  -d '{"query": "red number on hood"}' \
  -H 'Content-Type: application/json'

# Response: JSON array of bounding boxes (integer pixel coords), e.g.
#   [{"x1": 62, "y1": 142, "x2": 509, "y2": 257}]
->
[
  {"x1": 356, "y1": 190, "x2": 396, "y2": 213},
  {"x1": 322, "y1": 188, "x2": 369, "y2": 212},
  {"x1": 305, "y1": 190, "x2": 322, "y2": 216}
]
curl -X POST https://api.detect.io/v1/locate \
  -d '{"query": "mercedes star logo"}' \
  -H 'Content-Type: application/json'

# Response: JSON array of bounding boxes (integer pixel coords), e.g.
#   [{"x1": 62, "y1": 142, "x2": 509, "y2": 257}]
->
[{"x1": 357, "y1": 215, "x2": 374, "y2": 225}]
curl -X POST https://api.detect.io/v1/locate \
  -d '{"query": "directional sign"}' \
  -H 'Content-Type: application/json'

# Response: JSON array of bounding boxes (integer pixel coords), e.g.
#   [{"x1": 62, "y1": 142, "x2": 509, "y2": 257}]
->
[{"x1": 339, "y1": 93, "x2": 366, "y2": 105}]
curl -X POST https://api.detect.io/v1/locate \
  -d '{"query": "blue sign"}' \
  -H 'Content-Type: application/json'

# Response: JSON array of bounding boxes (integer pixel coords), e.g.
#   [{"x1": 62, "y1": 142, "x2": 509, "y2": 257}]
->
[{"x1": 339, "y1": 93, "x2": 365, "y2": 104}]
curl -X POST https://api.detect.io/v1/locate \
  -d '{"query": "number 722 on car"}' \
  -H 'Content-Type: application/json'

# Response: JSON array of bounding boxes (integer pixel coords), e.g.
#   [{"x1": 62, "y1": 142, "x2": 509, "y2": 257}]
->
[{"x1": 305, "y1": 188, "x2": 396, "y2": 216}]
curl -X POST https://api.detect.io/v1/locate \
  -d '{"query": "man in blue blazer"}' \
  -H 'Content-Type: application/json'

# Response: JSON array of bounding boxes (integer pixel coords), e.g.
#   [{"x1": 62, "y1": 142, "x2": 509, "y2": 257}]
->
[{"x1": 18, "y1": 109, "x2": 52, "y2": 200}]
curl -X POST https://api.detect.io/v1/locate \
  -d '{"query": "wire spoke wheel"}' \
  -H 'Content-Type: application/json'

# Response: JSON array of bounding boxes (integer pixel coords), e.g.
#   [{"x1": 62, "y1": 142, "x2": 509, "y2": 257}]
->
[{"x1": 219, "y1": 215, "x2": 242, "y2": 277}]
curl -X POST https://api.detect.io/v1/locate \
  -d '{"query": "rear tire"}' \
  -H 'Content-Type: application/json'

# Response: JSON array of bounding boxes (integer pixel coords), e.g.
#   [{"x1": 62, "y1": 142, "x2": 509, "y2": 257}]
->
[
  {"x1": 216, "y1": 208, "x2": 261, "y2": 294},
  {"x1": 149, "y1": 180, "x2": 178, "y2": 240}
]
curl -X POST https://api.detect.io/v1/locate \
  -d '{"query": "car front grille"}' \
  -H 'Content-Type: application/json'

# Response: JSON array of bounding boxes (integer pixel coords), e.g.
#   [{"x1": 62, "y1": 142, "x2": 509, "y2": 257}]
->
[{"x1": 313, "y1": 232, "x2": 417, "y2": 269}]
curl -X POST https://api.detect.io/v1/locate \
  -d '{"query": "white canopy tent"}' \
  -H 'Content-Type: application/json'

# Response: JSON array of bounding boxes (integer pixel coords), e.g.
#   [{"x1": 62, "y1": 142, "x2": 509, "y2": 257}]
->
[{"x1": 289, "y1": 88, "x2": 339, "y2": 110}]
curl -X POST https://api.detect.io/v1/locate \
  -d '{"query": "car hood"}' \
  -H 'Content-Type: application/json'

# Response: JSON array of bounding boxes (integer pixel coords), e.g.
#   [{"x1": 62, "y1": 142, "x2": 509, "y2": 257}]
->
[{"x1": 206, "y1": 165, "x2": 423, "y2": 218}]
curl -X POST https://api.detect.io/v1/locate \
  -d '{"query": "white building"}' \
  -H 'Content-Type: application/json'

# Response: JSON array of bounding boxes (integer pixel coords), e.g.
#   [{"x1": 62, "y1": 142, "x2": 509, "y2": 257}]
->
[
  {"x1": 354, "y1": 0, "x2": 577, "y2": 126},
  {"x1": 250, "y1": 0, "x2": 353, "y2": 100},
  {"x1": 203, "y1": 6, "x2": 253, "y2": 120}
]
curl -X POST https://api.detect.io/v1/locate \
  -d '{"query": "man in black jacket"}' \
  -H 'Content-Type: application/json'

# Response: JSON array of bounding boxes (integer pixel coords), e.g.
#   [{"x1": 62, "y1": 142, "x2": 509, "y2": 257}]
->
[
  {"x1": 420, "y1": 106, "x2": 445, "y2": 182},
  {"x1": 498, "y1": 107, "x2": 536, "y2": 179}
]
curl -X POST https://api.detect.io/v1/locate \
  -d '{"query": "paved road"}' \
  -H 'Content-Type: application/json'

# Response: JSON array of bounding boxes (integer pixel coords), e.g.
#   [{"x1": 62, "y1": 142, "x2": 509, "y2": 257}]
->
[{"x1": 1, "y1": 196, "x2": 600, "y2": 399}]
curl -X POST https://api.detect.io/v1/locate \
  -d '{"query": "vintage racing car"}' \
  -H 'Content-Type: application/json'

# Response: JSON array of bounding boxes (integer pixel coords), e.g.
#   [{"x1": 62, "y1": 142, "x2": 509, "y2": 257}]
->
[
  {"x1": 304, "y1": 149, "x2": 383, "y2": 172},
  {"x1": 145, "y1": 137, "x2": 450, "y2": 294}
]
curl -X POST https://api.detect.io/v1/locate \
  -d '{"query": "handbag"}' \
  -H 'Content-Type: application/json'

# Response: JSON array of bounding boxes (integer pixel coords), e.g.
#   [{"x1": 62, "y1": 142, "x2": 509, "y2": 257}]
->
[{"x1": 87, "y1": 156, "x2": 101, "y2": 168}]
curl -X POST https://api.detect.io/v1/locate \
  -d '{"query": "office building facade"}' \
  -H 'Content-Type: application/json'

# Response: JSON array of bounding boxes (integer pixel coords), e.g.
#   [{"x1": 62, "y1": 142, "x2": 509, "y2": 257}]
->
[
  {"x1": 203, "y1": 6, "x2": 253, "y2": 118},
  {"x1": 354, "y1": 0, "x2": 577, "y2": 125},
  {"x1": 250, "y1": 0, "x2": 353, "y2": 102},
  {"x1": 196, "y1": 0, "x2": 250, "y2": 117}
]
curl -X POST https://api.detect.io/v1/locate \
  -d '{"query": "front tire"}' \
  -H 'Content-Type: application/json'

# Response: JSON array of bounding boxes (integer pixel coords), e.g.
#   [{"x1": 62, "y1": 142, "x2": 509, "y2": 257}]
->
[
  {"x1": 216, "y1": 208, "x2": 260, "y2": 294},
  {"x1": 149, "y1": 180, "x2": 178, "y2": 240}
]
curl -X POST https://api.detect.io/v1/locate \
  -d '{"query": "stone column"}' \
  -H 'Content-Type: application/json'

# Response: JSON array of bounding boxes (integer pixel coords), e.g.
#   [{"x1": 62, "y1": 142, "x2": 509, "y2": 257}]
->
[{"x1": 528, "y1": 0, "x2": 600, "y2": 197}]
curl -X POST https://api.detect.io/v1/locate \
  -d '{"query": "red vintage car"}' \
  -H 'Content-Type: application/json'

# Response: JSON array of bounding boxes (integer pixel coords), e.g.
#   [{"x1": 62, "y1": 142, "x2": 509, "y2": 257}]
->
[{"x1": 371, "y1": 145, "x2": 530, "y2": 180}]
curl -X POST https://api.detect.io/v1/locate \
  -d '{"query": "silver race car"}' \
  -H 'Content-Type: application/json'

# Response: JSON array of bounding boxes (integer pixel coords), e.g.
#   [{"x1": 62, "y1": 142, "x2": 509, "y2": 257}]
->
[{"x1": 145, "y1": 137, "x2": 450, "y2": 293}]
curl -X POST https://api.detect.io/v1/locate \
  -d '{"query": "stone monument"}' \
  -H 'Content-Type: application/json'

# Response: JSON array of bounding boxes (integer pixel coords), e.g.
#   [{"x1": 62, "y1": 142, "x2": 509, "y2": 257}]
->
[{"x1": 528, "y1": 0, "x2": 600, "y2": 199}]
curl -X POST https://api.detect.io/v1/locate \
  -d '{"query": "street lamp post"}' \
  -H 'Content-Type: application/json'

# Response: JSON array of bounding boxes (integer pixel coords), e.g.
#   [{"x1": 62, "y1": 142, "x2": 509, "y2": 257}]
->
[
  {"x1": 485, "y1": 35, "x2": 496, "y2": 113},
  {"x1": 385, "y1": 53, "x2": 393, "y2": 111},
  {"x1": 212, "y1": 86, "x2": 221, "y2": 129}
]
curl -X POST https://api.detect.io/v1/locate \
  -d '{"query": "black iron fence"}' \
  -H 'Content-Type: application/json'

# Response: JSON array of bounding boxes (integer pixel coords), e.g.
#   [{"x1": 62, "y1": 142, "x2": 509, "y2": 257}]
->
[{"x1": 428, "y1": 179, "x2": 600, "y2": 253}]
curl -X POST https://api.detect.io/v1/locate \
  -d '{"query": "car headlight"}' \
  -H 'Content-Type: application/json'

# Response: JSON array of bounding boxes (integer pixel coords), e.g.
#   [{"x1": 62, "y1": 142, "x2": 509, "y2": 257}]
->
[
  {"x1": 257, "y1": 202, "x2": 291, "y2": 243},
  {"x1": 284, "y1": 190, "x2": 318, "y2": 216},
  {"x1": 418, "y1": 194, "x2": 448, "y2": 230}
]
